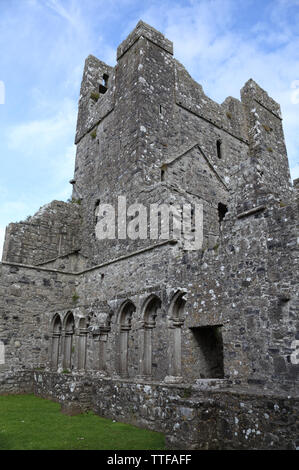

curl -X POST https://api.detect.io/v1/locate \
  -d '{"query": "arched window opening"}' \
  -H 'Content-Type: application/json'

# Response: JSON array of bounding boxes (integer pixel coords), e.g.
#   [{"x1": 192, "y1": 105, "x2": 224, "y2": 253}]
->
[
  {"x1": 99, "y1": 74, "x2": 109, "y2": 94},
  {"x1": 172, "y1": 293, "x2": 186, "y2": 321},
  {"x1": 98, "y1": 311, "x2": 113, "y2": 373},
  {"x1": 63, "y1": 312, "x2": 75, "y2": 371},
  {"x1": 51, "y1": 314, "x2": 62, "y2": 370},
  {"x1": 166, "y1": 292, "x2": 186, "y2": 382},
  {"x1": 140, "y1": 296, "x2": 161, "y2": 378},
  {"x1": 77, "y1": 317, "x2": 88, "y2": 370},
  {"x1": 119, "y1": 301, "x2": 136, "y2": 377},
  {"x1": 103, "y1": 73, "x2": 109, "y2": 87}
]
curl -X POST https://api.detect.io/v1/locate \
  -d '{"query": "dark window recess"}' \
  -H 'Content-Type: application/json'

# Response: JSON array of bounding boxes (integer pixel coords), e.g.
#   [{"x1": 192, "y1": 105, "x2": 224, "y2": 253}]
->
[
  {"x1": 190, "y1": 325, "x2": 224, "y2": 379},
  {"x1": 216, "y1": 140, "x2": 222, "y2": 159},
  {"x1": 103, "y1": 73, "x2": 109, "y2": 87},
  {"x1": 218, "y1": 203, "x2": 228, "y2": 223},
  {"x1": 94, "y1": 200, "x2": 101, "y2": 224},
  {"x1": 277, "y1": 298, "x2": 290, "y2": 318},
  {"x1": 99, "y1": 73, "x2": 109, "y2": 94},
  {"x1": 161, "y1": 165, "x2": 167, "y2": 182}
]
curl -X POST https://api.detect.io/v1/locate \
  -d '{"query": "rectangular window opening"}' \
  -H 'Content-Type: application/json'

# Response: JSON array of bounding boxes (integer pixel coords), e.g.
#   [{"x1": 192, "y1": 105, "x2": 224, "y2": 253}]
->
[{"x1": 190, "y1": 325, "x2": 224, "y2": 379}]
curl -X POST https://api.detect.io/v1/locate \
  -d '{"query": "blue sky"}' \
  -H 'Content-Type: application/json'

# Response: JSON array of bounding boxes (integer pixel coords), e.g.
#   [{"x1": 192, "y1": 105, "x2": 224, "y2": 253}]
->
[{"x1": 0, "y1": 0, "x2": 298, "y2": 256}]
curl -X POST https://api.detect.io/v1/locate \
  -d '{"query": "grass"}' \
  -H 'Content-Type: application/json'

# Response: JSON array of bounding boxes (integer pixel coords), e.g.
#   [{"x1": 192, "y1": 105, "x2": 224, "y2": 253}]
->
[
  {"x1": 72, "y1": 292, "x2": 79, "y2": 303},
  {"x1": 90, "y1": 91, "x2": 100, "y2": 102},
  {"x1": 0, "y1": 394, "x2": 165, "y2": 450},
  {"x1": 90, "y1": 129, "x2": 97, "y2": 139}
]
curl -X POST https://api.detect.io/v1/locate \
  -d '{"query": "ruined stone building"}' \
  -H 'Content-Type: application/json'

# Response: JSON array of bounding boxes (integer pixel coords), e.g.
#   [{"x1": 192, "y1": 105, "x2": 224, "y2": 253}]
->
[{"x1": 0, "y1": 21, "x2": 298, "y2": 449}]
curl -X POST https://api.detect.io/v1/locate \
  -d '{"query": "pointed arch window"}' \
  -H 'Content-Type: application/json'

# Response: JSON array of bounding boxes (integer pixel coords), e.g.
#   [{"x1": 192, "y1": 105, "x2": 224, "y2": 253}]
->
[
  {"x1": 63, "y1": 312, "x2": 75, "y2": 371},
  {"x1": 51, "y1": 314, "x2": 62, "y2": 370},
  {"x1": 119, "y1": 301, "x2": 136, "y2": 377},
  {"x1": 140, "y1": 296, "x2": 161, "y2": 378}
]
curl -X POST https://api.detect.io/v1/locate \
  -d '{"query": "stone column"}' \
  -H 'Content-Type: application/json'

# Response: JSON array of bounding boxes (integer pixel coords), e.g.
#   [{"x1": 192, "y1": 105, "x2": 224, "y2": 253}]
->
[
  {"x1": 173, "y1": 319, "x2": 184, "y2": 377},
  {"x1": 120, "y1": 325, "x2": 130, "y2": 378},
  {"x1": 99, "y1": 327, "x2": 110, "y2": 373}
]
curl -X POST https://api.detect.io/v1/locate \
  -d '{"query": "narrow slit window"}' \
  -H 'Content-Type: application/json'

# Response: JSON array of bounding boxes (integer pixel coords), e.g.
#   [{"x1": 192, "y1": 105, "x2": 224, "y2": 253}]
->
[
  {"x1": 103, "y1": 73, "x2": 109, "y2": 87},
  {"x1": 161, "y1": 165, "x2": 167, "y2": 182},
  {"x1": 216, "y1": 140, "x2": 222, "y2": 159},
  {"x1": 218, "y1": 202, "x2": 228, "y2": 224},
  {"x1": 94, "y1": 200, "x2": 101, "y2": 224},
  {"x1": 99, "y1": 74, "x2": 109, "y2": 94}
]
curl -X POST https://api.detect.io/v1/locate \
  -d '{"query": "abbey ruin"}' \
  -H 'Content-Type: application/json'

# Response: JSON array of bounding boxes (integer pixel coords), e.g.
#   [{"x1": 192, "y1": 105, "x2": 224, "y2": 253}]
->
[{"x1": 0, "y1": 21, "x2": 298, "y2": 449}]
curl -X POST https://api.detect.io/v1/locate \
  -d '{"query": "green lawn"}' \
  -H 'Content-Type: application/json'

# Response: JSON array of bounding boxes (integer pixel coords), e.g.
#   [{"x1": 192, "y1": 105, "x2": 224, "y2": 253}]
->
[{"x1": 0, "y1": 394, "x2": 165, "y2": 450}]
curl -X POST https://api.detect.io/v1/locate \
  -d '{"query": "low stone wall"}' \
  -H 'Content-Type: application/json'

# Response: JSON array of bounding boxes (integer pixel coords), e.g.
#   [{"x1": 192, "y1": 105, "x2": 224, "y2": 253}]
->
[
  {"x1": 32, "y1": 370, "x2": 93, "y2": 412},
  {"x1": 0, "y1": 369, "x2": 33, "y2": 394},
  {"x1": 207, "y1": 390, "x2": 299, "y2": 450},
  {"x1": 91, "y1": 377, "x2": 220, "y2": 449},
  {"x1": 31, "y1": 371, "x2": 299, "y2": 450}
]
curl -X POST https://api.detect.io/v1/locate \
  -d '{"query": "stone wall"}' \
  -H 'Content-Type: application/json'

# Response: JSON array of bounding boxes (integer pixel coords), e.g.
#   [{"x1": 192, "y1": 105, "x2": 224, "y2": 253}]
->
[
  {"x1": 0, "y1": 262, "x2": 76, "y2": 391},
  {"x1": 1, "y1": 189, "x2": 298, "y2": 395},
  {"x1": 0, "y1": 21, "x2": 298, "y2": 450},
  {"x1": 2, "y1": 201, "x2": 82, "y2": 266},
  {"x1": 32, "y1": 371, "x2": 299, "y2": 450}
]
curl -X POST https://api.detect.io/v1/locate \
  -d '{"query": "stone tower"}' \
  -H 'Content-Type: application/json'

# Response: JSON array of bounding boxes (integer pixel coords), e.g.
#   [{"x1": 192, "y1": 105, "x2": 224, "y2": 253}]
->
[{"x1": 0, "y1": 21, "x2": 298, "y2": 449}]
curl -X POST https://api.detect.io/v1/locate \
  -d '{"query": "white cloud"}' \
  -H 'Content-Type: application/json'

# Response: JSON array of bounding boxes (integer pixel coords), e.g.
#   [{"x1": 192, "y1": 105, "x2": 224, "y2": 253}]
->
[
  {"x1": 137, "y1": 0, "x2": 299, "y2": 178},
  {"x1": 50, "y1": 144, "x2": 76, "y2": 196},
  {"x1": 7, "y1": 98, "x2": 77, "y2": 156},
  {"x1": 45, "y1": 0, "x2": 82, "y2": 28},
  {"x1": 0, "y1": 201, "x2": 33, "y2": 227}
]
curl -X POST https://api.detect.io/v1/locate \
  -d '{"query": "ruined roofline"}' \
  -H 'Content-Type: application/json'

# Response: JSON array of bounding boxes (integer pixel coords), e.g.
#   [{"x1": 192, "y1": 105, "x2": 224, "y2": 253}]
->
[
  {"x1": 241, "y1": 78, "x2": 282, "y2": 120},
  {"x1": 174, "y1": 57, "x2": 282, "y2": 122},
  {"x1": 35, "y1": 249, "x2": 89, "y2": 267},
  {"x1": 76, "y1": 22, "x2": 284, "y2": 147},
  {"x1": 161, "y1": 142, "x2": 229, "y2": 191},
  {"x1": 117, "y1": 20, "x2": 173, "y2": 59},
  {"x1": 0, "y1": 240, "x2": 177, "y2": 276}
]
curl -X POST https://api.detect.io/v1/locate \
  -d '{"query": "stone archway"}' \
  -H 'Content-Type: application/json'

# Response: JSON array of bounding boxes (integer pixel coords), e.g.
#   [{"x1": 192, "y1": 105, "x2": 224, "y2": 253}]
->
[
  {"x1": 119, "y1": 301, "x2": 136, "y2": 378},
  {"x1": 51, "y1": 314, "x2": 62, "y2": 370},
  {"x1": 139, "y1": 295, "x2": 161, "y2": 379},
  {"x1": 63, "y1": 312, "x2": 75, "y2": 370},
  {"x1": 165, "y1": 292, "x2": 186, "y2": 383}
]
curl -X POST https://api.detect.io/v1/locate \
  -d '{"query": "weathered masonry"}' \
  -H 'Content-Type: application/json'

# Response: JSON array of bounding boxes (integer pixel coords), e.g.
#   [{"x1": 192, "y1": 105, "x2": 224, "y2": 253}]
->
[{"x1": 0, "y1": 21, "x2": 298, "y2": 450}]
